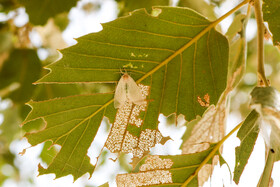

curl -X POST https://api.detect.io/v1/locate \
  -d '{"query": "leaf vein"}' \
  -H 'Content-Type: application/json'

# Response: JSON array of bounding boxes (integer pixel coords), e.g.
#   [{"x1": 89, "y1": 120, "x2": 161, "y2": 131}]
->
[
  {"x1": 78, "y1": 38, "x2": 175, "y2": 53},
  {"x1": 63, "y1": 51, "x2": 161, "y2": 64},
  {"x1": 207, "y1": 30, "x2": 218, "y2": 100},
  {"x1": 35, "y1": 104, "x2": 103, "y2": 119},
  {"x1": 62, "y1": 67, "x2": 146, "y2": 75},
  {"x1": 103, "y1": 24, "x2": 192, "y2": 40},
  {"x1": 176, "y1": 53, "x2": 183, "y2": 115},
  {"x1": 160, "y1": 65, "x2": 168, "y2": 112},
  {"x1": 153, "y1": 16, "x2": 209, "y2": 28},
  {"x1": 192, "y1": 42, "x2": 197, "y2": 116},
  {"x1": 61, "y1": 118, "x2": 90, "y2": 173}
]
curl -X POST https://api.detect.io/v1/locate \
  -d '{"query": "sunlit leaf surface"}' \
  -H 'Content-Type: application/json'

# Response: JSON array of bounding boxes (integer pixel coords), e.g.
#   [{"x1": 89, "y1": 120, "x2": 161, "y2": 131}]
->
[{"x1": 23, "y1": 7, "x2": 228, "y2": 180}]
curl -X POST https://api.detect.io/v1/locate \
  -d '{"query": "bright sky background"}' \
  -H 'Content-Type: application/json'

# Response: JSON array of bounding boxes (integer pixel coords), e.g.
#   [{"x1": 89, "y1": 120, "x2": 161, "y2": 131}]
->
[{"x1": 1, "y1": 0, "x2": 280, "y2": 186}]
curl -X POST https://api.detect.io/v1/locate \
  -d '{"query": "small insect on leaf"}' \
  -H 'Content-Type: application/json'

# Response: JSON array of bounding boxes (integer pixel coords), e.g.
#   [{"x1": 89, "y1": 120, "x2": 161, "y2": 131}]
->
[{"x1": 114, "y1": 73, "x2": 145, "y2": 109}]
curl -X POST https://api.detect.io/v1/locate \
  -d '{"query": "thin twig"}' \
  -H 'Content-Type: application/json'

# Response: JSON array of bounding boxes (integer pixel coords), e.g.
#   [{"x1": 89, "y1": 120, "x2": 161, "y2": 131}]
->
[{"x1": 254, "y1": 0, "x2": 269, "y2": 86}]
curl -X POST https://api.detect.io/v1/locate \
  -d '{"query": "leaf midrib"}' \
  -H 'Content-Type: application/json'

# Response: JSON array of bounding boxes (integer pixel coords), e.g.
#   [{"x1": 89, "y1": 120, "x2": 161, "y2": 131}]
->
[
  {"x1": 54, "y1": 12, "x2": 223, "y2": 138},
  {"x1": 37, "y1": 0, "x2": 248, "y2": 148}
]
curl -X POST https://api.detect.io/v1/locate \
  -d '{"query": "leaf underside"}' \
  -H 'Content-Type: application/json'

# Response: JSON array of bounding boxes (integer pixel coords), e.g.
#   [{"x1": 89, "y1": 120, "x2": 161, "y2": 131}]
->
[
  {"x1": 23, "y1": 7, "x2": 228, "y2": 180},
  {"x1": 180, "y1": 12, "x2": 247, "y2": 186},
  {"x1": 117, "y1": 145, "x2": 224, "y2": 186}
]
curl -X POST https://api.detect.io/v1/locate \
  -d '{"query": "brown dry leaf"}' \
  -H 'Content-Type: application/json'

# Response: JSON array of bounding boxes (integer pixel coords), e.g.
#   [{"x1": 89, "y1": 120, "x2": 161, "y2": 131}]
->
[{"x1": 35, "y1": 19, "x2": 67, "y2": 49}]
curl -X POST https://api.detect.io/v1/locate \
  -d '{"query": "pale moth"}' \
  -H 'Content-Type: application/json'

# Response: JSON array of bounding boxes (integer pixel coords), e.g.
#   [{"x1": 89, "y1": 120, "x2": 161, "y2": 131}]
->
[{"x1": 114, "y1": 73, "x2": 145, "y2": 109}]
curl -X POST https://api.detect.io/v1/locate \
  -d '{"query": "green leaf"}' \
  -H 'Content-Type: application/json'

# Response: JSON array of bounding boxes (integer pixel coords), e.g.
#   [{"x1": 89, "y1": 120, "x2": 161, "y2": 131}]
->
[
  {"x1": 117, "y1": 144, "x2": 225, "y2": 186},
  {"x1": 0, "y1": 49, "x2": 42, "y2": 104},
  {"x1": 17, "y1": 0, "x2": 78, "y2": 25},
  {"x1": 39, "y1": 7, "x2": 228, "y2": 120},
  {"x1": 263, "y1": 0, "x2": 280, "y2": 46},
  {"x1": 226, "y1": 14, "x2": 247, "y2": 41},
  {"x1": 177, "y1": 0, "x2": 217, "y2": 21},
  {"x1": 32, "y1": 84, "x2": 81, "y2": 101},
  {"x1": 180, "y1": 13, "x2": 248, "y2": 185},
  {"x1": 25, "y1": 93, "x2": 115, "y2": 180},
  {"x1": 117, "y1": 0, "x2": 169, "y2": 16},
  {"x1": 23, "y1": 7, "x2": 228, "y2": 180},
  {"x1": 99, "y1": 182, "x2": 109, "y2": 187},
  {"x1": 39, "y1": 141, "x2": 58, "y2": 165},
  {"x1": 233, "y1": 110, "x2": 259, "y2": 184}
]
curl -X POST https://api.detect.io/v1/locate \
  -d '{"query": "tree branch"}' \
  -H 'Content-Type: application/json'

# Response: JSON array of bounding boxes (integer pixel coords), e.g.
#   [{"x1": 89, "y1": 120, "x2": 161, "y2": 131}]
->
[{"x1": 254, "y1": 0, "x2": 269, "y2": 86}]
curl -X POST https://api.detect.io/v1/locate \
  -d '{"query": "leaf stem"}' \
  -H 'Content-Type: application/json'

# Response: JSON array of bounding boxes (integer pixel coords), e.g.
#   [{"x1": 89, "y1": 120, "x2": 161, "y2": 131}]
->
[
  {"x1": 254, "y1": 0, "x2": 269, "y2": 87},
  {"x1": 181, "y1": 121, "x2": 244, "y2": 187}
]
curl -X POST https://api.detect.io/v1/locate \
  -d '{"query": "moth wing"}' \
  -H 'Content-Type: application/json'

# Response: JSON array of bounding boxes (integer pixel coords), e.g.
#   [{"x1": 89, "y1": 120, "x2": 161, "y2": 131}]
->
[
  {"x1": 114, "y1": 76, "x2": 127, "y2": 108},
  {"x1": 126, "y1": 75, "x2": 145, "y2": 105}
]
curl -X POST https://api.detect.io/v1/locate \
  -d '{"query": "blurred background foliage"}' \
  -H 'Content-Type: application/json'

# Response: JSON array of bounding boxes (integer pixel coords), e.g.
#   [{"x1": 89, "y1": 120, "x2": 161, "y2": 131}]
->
[{"x1": 0, "y1": 0, "x2": 279, "y2": 186}]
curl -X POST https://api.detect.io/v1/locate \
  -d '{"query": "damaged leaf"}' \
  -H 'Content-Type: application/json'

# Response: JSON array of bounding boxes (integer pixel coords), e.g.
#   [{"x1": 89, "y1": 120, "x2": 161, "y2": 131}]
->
[
  {"x1": 117, "y1": 144, "x2": 226, "y2": 186},
  {"x1": 180, "y1": 12, "x2": 248, "y2": 185},
  {"x1": 23, "y1": 7, "x2": 228, "y2": 180}
]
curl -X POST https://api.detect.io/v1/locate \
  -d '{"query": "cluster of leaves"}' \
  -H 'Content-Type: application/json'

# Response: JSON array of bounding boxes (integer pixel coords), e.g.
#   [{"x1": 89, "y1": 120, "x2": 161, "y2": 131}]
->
[
  {"x1": 0, "y1": 0, "x2": 85, "y2": 185},
  {"x1": 0, "y1": 0, "x2": 280, "y2": 186}
]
